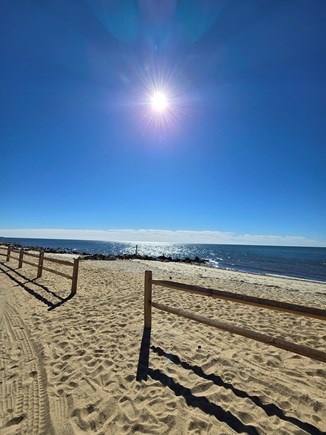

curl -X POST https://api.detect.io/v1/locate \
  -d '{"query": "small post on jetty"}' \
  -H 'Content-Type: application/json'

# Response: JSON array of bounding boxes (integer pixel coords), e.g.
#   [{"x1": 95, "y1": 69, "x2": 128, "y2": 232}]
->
[
  {"x1": 71, "y1": 257, "x2": 80, "y2": 296},
  {"x1": 144, "y1": 270, "x2": 152, "y2": 328},
  {"x1": 135, "y1": 244, "x2": 138, "y2": 255},
  {"x1": 18, "y1": 249, "x2": 24, "y2": 268},
  {"x1": 37, "y1": 251, "x2": 44, "y2": 278},
  {"x1": 6, "y1": 246, "x2": 11, "y2": 262}
]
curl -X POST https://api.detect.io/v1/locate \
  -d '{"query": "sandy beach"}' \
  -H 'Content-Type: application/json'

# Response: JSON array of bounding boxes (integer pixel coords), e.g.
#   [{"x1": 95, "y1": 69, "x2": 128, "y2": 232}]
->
[{"x1": 0, "y1": 252, "x2": 325, "y2": 434}]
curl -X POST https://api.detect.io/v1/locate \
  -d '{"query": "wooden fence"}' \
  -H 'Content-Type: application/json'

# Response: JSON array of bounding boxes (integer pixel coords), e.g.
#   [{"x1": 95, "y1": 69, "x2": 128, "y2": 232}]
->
[
  {"x1": 144, "y1": 271, "x2": 326, "y2": 363},
  {"x1": 0, "y1": 245, "x2": 79, "y2": 295}
]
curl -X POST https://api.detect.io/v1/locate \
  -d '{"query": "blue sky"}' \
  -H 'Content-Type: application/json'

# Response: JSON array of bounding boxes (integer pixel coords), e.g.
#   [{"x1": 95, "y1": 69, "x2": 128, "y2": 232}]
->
[{"x1": 1, "y1": 0, "x2": 325, "y2": 246}]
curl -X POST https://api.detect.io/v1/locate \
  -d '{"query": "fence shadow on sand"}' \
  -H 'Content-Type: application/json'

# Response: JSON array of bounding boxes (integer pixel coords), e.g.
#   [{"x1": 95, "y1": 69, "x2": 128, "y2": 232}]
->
[
  {"x1": 136, "y1": 327, "x2": 321, "y2": 435},
  {"x1": 0, "y1": 262, "x2": 74, "y2": 310}
]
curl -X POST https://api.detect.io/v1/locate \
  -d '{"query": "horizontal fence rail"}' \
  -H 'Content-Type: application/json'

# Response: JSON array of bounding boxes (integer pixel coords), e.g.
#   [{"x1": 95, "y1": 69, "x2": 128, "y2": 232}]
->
[
  {"x1": 145, "y1": 271, "x2": 326, "y2": 363},
  {"x1": 0, "y1": 245, "x2": 80, "y2": 296},
  {"x1": 151, "y1": 280, "x2": 326, "y2": 321}
]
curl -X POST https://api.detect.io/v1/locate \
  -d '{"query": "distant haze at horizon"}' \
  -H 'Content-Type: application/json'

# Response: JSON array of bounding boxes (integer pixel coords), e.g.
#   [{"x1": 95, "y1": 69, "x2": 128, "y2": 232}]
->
[{"x1": 0, "y1": 228, "x2": 325, "y2": 248}]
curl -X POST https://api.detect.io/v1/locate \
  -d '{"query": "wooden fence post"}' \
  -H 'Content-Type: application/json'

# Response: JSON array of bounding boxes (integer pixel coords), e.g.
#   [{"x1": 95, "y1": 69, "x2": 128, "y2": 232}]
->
[
  {"x1": 37, "y1": 251, "x2": 44, "y2": 278},
  {"x1": 71, "y1": 257, "x2": 80, "y2": 296},
  {"x1": 6, "y1": 246, "x2": 11, "y2": 262},
  {"x1": 144, "y1": 270, "x2": 152, "y2": 328},
  {"x1": 18, "y1": 249, "x2": 24, "y2": 268}
]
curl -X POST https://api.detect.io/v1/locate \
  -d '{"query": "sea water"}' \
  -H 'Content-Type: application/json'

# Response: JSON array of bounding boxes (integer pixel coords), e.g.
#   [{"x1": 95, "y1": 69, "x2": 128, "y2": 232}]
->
[{"x1": 1, "y1": 237, "x2": 325, "y2": 282}]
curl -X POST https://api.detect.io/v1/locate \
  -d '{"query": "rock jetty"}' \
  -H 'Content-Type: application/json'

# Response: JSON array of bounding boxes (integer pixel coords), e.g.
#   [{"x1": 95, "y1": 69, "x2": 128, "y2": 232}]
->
[{"x1": 1, "y1": 243, "x2": 208, "y2": 265}]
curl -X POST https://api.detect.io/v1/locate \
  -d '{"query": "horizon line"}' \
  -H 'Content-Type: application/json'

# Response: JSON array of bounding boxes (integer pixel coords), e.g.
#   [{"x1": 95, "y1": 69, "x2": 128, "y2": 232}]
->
[{"x1": 0, "y1": 228, "x2": 325, "y2": 248}]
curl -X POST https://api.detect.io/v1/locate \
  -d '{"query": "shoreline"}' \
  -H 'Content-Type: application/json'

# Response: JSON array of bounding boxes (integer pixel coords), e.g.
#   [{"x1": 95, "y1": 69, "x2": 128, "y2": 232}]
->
[
  {"x1": 1, "y1": 241, "x2": 325, "y2": 284},
  {"x1": 0, "y1": 241, "x2": 208, "y2": 265}
]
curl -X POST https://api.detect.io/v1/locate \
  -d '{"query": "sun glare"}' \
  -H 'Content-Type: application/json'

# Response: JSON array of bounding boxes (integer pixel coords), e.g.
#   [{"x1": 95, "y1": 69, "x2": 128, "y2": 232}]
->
[
  {"x1": 131, "y1": 63, "x2": 186, "y2": 135},
  {"x1": 151, "y1": 91, "x2": 168, "y2": 112}
]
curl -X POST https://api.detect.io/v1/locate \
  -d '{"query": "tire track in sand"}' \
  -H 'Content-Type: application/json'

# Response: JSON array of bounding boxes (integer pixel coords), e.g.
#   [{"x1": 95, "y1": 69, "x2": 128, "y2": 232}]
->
[{"x1": 0, "y1": 291, "x2": 54, "y2": 435}]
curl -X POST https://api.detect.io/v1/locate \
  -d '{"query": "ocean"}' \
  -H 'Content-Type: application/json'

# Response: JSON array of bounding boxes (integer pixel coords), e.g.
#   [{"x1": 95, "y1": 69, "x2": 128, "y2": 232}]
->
[{"x1": 1, "y1": 237, "x2": 325, "y2": 282}]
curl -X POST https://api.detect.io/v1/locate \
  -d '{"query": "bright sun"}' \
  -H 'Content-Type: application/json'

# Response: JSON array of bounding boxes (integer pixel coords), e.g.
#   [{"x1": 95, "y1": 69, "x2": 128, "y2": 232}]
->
[{"x1": 151, "y1": 91, "x2": 168, "y2": 112}]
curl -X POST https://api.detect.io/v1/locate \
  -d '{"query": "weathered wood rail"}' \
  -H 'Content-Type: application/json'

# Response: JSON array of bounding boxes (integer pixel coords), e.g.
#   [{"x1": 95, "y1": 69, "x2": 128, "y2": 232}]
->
[
  {"x1": 0, "y1": 245, "x2": 79, "y2": 295},
  {"x1": 144, "y1": 271, "x2": 326, "y2": 363}
]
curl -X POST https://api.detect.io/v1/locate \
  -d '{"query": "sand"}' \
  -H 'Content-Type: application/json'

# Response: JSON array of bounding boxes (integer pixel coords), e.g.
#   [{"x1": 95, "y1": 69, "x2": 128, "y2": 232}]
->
[{"x1": 0, "y1": 249, "x2": 325, "y2": 434}]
